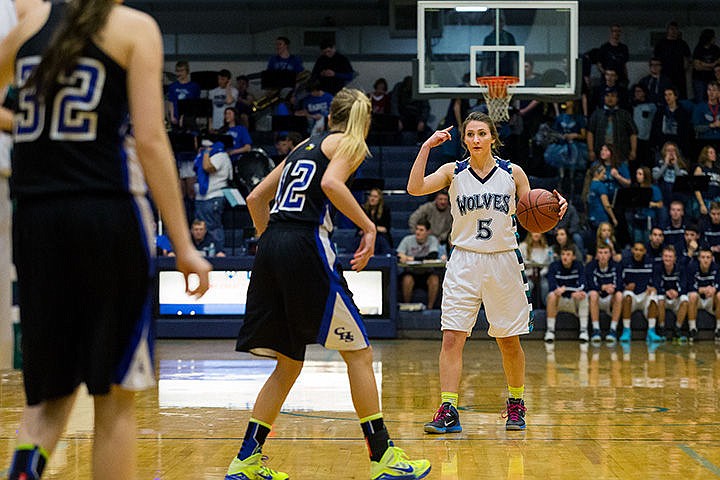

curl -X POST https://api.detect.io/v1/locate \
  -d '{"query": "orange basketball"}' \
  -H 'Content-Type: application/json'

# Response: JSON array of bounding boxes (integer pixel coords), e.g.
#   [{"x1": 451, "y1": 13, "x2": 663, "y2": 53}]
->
[{"x1": 516, "y1": 189, "x2": 560, "y2": 233}]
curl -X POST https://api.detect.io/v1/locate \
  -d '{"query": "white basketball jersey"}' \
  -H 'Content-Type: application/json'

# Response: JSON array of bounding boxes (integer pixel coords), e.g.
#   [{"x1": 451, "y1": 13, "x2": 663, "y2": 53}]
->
[{"x1": 448, "y1": 158, "x2": 519, "y2": 253}]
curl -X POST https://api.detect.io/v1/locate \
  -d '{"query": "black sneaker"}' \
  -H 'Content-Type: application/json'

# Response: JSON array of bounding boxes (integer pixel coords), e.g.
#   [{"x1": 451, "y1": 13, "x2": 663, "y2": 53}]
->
[
  {"x1": 424, "y1": 402, "x2": 462, "y2": 434},
  {"x1": 503, "y1": 398, "x2": 527, "y2": 431},
  {"x1": 689, "y1": 328, "x2": 698, "y2": 343}
]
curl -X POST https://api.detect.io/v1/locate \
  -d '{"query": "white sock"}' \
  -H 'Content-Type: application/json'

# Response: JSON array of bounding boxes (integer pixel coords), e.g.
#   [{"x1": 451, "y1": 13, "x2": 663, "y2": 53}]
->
[
  {"x1": 689, "y1": 320, "x2": 697, "y2": 330},
  {"x1": 623, "y1": 318, "x2": 631, "y2": 329},
  {"x1": 610, "y1": 320, "x2": 619, "y2": 330},
  {"x1": 648, "y1": 318, "x2": 656, "y2": 329},
  {"x1": 547, "y1": 316, "x2": 556, "y2": 331},
  {"x1": 592, "y1": 320, "x2": 600, "y2": 330}
]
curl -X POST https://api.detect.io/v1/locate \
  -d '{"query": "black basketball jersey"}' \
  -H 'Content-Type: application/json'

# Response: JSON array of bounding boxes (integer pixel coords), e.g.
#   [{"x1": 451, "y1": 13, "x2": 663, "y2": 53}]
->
[
  {"x1": 11, "y1": 3, "x2": 139, "y2": 199},
  {"x1": 269, "y1": 130, "x2": 347, "y2": 230}
]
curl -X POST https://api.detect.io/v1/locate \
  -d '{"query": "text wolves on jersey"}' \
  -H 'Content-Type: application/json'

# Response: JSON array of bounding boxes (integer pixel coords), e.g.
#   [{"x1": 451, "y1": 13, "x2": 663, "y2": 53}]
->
[{"x1": 455, "y1": 193, "x2": 511, "y2": 216}]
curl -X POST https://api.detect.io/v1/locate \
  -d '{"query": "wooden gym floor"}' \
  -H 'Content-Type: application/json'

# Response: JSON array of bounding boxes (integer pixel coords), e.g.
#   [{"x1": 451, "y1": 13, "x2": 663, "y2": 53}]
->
[{"x1": 1, "y1": 338, "x2": 720, "y2": 479}]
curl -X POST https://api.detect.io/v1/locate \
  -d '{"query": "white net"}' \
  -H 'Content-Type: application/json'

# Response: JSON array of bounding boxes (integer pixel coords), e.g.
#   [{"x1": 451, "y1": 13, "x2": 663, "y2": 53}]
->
[
  {"x1": 478, "y1": 76, "x2": 518, "y2": 124},
  {"x1": 483, "y1": 95, "x2": 513, "y2": 123}
]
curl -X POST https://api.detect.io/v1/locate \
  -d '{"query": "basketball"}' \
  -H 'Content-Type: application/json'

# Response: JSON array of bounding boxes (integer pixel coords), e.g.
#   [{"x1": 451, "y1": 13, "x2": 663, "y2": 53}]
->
[{"x1": 516, "y1": 189, "x2": 560, "y2": 233}]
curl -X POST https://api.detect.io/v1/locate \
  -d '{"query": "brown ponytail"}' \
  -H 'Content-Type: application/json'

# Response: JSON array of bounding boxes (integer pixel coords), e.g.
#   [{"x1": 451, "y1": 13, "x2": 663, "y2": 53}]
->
[{"x1": 26, "y1": 0, "x2": 115, "y2": 100}]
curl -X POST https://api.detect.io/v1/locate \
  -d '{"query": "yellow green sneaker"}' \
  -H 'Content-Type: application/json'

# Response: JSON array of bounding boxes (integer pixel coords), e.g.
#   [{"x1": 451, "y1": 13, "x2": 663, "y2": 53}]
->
[
  {"x1": 225, "y1": 453, "x2": 289, "y2": 480},
  {"x1": 370, "y1": 442, "x2": 431, "y2": 479}
]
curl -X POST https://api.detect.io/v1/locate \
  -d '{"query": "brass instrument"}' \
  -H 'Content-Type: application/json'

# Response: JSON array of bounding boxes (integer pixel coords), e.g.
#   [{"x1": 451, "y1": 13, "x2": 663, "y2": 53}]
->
[{"x1": 251, "y1": 70, "x2": 311, "y2": 113}]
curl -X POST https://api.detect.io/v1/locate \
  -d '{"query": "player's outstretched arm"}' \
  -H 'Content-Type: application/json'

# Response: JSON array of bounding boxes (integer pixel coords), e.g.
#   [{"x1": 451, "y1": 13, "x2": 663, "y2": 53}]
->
[{"x1": 407, "y1": 127, "x2": 454, "y2": 196}]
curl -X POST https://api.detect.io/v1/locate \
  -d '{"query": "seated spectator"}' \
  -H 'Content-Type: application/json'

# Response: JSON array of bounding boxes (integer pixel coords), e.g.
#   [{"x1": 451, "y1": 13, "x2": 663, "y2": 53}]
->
[
  {"x1": 296, "y1": 81, "x2": 333, "y2": 135},
  {"x1": 270, "y1": 131, "x2": 303, "y2": 163},
  {"x1": 551, "y1": 199, "x2": 584, "y2": 254},
  {"x1": 686, "y1": 246, "x2": 720, "y2": 342},
  {"x1": 693, "y1": 145, "x2": 720, "y2": 217},
  {"x1": 552, "y1": 226, "x2": 583, "y2": 263},
  {"x1": 359, "y1": 187, "x2": 393, "y2": 255},
  {"x1": 518, "y1": 231, "x2": 553, "y2": 306},
  {"x1": 650, "y1": 87, "x2": 692, "y2": 165},
  {"x1": 408, "y1": 190, "x2": 452, "y2": 247},
  {"x1": 662, "y1": 200, "x2": 687, "y2": 251},
  {"x1": 652, "y1": 141, "x2": 689, "y2": 208},
  {"x1": 234, "y1": 75, "x2": 256, "y2": 130},
  {"x1": 368, "y1": 78, "x2": 391, "y2": 114},
  {"x1": 545, "y1": 245, "x2": 589, "y2": 342},
  {"x1": 311, "y1": 38, "x2": 354, "y2": 95},
  {"x1": 653, "y1": 245, "x2": 688, "y2": 342},
  {"x1": 218, "y1": 107, "x2": 252, "y2": 161},
  {"x1": 618, "y1": 242, "x2": 657, "y2": 343},
  {"x1": 702, "y1": 201, "x2": 720, "y2": 262},
  {"x1": 543, "y1": 99, "x2": 588, "y2": 173},
  {"x1": 585, "y1": 243, "x2": 623, "y2": 344},
  {"x1": 678, "y1": 223, "x2": 702, "y2": 266},
  {"x1": 646, "y1": 226, "x2": 665, "y2": 267},
  {"x1": 627, "y1": 166, "x2": 664, "y2": 244},
  {"x1": 586, "y1": 222, "x2": 622, "y2": 264},
  {"x1": 397, "y1": 220, "x2": 441, "y2": 309},
  {"x1": 194, "y1": 140, "x2": 233, "y2": 256},
  {"x1": 190, "y1": 219, "x2": 225, "y2": 257}
]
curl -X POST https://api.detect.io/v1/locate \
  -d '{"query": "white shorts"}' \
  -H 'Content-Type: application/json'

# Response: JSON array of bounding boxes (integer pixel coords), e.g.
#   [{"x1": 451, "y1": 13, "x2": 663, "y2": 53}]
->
[
  {"x1": 441, "y1": 248, "x2": 531, "y2": 338},
  {"x1": 597, "y1": 294, "x2": 614, "y2": 314},
  {"x1": 695, "y1": 295, "x2": 715, "y2": 315},
  {"x1": 557, "y1": 296, "x2": 589, "y2": 317},
  {"x1": 656, "y1": 294, "x2": 688, "y2": 313},
  {"x1": 623, "y1": 290, "x2": 652, "y2": 315}
]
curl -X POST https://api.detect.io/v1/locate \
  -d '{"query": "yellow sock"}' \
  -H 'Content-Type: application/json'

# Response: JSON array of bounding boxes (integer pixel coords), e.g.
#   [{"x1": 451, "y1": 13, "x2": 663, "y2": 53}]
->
[
  {"x1": 508, "y1": 385, "x2": 524, "y2": 399},
  {"x1": 441, "y1": 392, "x2": 458, "y2": 408}
]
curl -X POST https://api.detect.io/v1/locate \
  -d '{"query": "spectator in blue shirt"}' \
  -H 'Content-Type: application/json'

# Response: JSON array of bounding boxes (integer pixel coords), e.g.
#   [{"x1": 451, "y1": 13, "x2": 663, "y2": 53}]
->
[
  {"x1": 297, "y1": 81, "x2": 333, "y2": 135},
  {"x1": 218, "y1": 107, "x2": 252, "y2": 161},
  {"x1": 585, "y1": 243, "x2": 623, "y2": 344},
  {"x1": 653, "y1": 245, "x2": 687, "y2": 342},
  {"x1": 544, "y1": 245, "x2": 589, "y2": 343},
  {"x1": 617, "y1": 242, "x2": 657, "y2": 343},
  {"x1": 267, "y1": 36, "x2": 304, "y2": 73},
  {"x1": 686, "y1": 246, "x2": 720, "y2": 342}
]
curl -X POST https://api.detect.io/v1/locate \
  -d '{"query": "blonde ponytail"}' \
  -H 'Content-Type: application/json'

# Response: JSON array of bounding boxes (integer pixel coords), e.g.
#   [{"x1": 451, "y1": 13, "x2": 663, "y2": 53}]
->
[{"x1": 329, "y1": 88, "x2": 371, "y2": 171}]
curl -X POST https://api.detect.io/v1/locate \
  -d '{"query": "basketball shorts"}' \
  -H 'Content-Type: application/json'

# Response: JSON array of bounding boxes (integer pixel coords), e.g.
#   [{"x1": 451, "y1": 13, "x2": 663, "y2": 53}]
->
[
  {"x1": 623, "y1": 290, "x2": 652, "y2": 315},
  {"x1": 557, "y1": 296, "x2": 589, "y2": 316},
  {"x1": 13, "y1": 195, "x2": 155, "y2": 405},
  {"x1": 598, "y1": 294, "x2": 614, "y2": 314},
  {"x1": 656, "y1": 294, "x2": 688, "y2": 313},
  {"x1": 695, "y1": 295, "x2": 715, "y2": 315},
  {"x1": 236, "y1": 224, "x2": 369, "y2": 361},
  {"x1": 441, "y1": 247, "x2": 531, "y2": 338}
]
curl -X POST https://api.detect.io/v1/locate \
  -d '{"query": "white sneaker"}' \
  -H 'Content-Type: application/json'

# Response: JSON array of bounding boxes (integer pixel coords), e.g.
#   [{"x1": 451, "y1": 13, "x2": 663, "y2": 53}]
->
[
  {"x1": 579, "y1": 330, "x2": 589, "y2": 342},
  {"x1": 544, "y1": 330, "x2": 555, "y2": 342}
]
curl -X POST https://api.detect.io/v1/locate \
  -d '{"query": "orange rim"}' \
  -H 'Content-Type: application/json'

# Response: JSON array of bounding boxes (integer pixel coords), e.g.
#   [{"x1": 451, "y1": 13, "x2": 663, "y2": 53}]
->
[{"x1": 476, "y1": 76, "x2": 520, "y2": 98}]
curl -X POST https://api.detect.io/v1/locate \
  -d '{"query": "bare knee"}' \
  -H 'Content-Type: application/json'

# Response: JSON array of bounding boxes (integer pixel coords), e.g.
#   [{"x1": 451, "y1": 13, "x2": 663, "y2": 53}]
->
[
  {"x1": 340, "y1": 346, "x2": 374, "y2": 368},
  {"x1": 496, "y1": 336, "x2": 523, "y2": 356}
]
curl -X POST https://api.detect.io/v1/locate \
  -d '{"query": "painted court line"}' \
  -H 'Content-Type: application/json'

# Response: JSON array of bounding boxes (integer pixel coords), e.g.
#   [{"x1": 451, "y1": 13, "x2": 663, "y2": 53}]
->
[{"x1": 679, "y1": 444, "x2": 720, "y2": 476}]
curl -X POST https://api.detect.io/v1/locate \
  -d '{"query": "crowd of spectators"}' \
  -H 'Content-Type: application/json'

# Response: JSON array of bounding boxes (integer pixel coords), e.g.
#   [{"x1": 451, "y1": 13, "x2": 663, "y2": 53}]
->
[{"x1": 161, "y1": 24, "x2": 720, "y2": 337}]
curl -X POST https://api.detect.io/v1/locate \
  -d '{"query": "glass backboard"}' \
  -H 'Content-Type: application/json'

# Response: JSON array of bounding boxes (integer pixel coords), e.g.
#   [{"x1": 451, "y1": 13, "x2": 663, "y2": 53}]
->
[{"x1": 417, "y1": 1, "x2": 578, "y2": 99}]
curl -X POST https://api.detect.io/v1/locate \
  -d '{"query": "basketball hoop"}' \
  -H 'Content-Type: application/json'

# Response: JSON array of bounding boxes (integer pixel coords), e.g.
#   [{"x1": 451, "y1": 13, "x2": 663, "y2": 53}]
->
[{"x1": 476, "y1": 76, "x2": 519, "y2": 123}]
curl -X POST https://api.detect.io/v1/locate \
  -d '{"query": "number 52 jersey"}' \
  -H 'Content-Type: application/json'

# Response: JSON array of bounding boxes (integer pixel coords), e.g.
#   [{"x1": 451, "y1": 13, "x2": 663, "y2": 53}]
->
[
  {"x1": 11, "y1": 3, "x2": 143, "y2": 199},
  {"x1": 448, "y1": 157, "x2": 519, "y2": 253}
]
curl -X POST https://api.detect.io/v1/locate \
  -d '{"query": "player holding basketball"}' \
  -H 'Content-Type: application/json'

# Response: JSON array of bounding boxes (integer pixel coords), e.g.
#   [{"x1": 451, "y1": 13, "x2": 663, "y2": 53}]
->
[
  {"x1": 407, "y1": 111, "x2": 567, "y2": 432},
  {"x1": 0, "y1": 1, "x2": 211, "y2": 478}
]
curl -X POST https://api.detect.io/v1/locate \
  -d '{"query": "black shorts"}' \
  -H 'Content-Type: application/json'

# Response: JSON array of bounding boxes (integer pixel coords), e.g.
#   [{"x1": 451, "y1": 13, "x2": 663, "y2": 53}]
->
[
  {"x1": 236, "y1": 224, "x2": 369, "y2": 361},
  {"x1": 13, "y1": 194, "x2": 155, "y2": 405}
]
